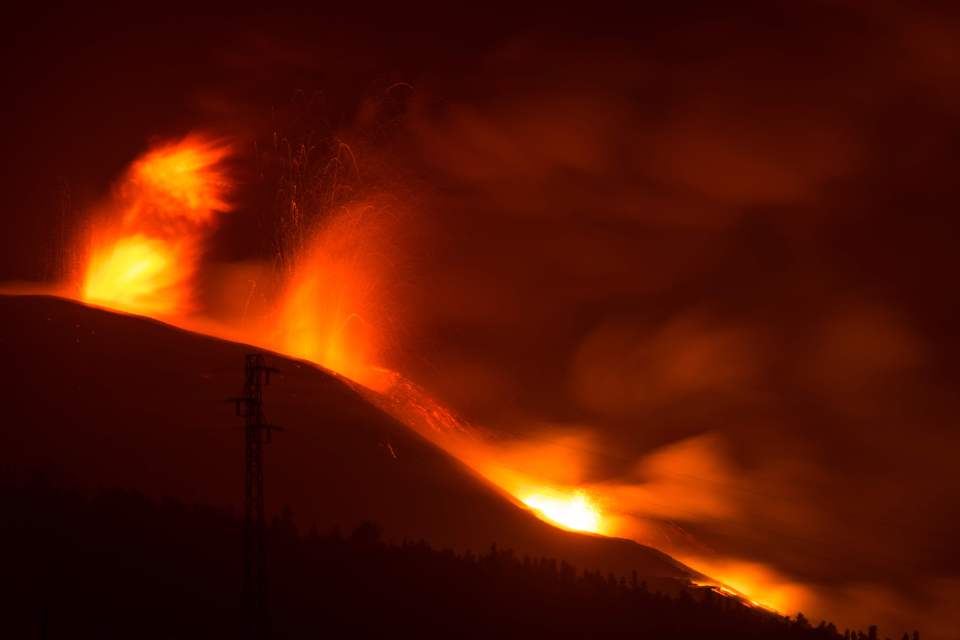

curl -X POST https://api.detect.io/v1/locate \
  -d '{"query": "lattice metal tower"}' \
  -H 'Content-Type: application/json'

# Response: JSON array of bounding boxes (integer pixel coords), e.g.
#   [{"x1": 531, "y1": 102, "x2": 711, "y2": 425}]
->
[{"x1": 233, "y1": 353, "x2": 282, "y2": 639}]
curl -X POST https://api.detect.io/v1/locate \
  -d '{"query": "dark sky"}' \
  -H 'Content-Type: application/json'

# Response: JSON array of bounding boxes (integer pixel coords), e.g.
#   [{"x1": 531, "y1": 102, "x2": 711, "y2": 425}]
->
[{"x1": 4, "y1": 3, "x2": 960, "y2": 636}]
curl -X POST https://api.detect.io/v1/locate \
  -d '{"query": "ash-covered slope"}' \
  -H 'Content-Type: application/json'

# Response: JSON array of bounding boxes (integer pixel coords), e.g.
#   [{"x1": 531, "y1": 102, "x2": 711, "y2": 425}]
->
[{"x1": 0, "y1": 294, "x2": 695, "y2": 582}]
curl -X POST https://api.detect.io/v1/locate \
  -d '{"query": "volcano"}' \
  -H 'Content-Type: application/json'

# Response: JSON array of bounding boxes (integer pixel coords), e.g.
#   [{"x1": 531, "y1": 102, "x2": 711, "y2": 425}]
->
[{"x1": 0, "y1": 293, "x2": 697, "y2": 585}]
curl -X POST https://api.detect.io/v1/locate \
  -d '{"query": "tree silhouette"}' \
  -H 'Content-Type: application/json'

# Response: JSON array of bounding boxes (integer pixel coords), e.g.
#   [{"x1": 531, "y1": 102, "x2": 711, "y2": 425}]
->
[{"x1": 0, "y1": 474, "x2": 920, "y2": 640}]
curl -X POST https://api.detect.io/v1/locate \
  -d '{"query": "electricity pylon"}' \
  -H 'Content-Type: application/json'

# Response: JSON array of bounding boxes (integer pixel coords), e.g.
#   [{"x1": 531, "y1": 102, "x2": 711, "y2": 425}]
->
[{"x1": 232, "y1": 353, "x2": 282, "y2": 639}]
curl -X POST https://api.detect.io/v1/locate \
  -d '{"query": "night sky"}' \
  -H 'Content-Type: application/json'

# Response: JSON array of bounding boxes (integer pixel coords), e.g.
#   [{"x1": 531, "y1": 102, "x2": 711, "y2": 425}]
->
[{"x1": 4, "y1": 3, "x2": 960, "y2": 636}]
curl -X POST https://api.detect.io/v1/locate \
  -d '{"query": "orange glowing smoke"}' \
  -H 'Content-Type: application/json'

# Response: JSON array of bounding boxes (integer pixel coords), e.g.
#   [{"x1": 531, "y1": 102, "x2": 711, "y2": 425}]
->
[{"x1": 80, "y1": 135, "x2": 232, "y2": 316}]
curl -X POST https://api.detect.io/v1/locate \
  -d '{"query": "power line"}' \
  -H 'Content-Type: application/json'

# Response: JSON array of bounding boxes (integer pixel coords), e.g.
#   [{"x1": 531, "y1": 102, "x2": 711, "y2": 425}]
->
[{"x1": 231, "y1": 353, "x2": 282, "y2": 640}]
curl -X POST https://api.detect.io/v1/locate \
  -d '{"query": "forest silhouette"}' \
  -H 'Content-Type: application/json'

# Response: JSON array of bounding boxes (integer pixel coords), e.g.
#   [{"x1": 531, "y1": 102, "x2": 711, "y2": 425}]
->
[{"x1": 1, "y1": 472, "x2": 917, "y2": 639}]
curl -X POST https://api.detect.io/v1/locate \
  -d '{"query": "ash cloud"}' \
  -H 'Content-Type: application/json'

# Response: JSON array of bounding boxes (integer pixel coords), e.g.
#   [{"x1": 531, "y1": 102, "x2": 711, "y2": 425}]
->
[{"x1": 386, "y1": 7, "x2": 960, "y2": 637}]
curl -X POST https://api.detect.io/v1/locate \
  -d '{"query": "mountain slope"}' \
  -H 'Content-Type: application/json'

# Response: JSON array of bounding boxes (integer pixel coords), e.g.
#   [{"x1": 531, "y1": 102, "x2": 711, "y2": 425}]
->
[{"x1": 0, "y1": 294, "x2": 695, "y2": 582}]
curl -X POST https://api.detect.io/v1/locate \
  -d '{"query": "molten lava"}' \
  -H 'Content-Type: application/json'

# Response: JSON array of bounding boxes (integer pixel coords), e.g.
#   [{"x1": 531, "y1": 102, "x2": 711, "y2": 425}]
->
[
  {"x1": 268, "y1": 204, "x2": 389, "y2": 390},
  {"x1": 83, "y1": 235, "x2": 181, "y2": 315},
  {"x1": 80, "y1": 135, "x2": 231, "y2": 316},
  {"x1": 688, "y1": 558, "x2": 811, "y2": 614},
  {"x1": 522, "y1": 489, "x2": 603, "y2": 533}
]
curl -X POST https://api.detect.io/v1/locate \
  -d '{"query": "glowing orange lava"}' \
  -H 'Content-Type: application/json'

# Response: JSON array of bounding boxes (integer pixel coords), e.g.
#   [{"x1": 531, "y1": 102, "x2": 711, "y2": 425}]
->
[
  {"x1": 267, "y1": 203, "x2": 392, "y2": 390},
  {"x1": 522, "y1": 489, "x2": 604, "y2": 533},
  {"x1": 80, "y1": 135, "x2": 231, "y2": 316},
  {"x1": 686, "y1": 558, "x2": 810, "y2": 614},
  {"x1": 83, "y1": 235, "x2": 181, "y2": 315}
]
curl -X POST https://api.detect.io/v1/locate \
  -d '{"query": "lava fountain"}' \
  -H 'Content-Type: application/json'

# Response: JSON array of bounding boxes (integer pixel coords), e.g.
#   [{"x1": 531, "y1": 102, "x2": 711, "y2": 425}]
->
[
  {"x1": 79, "y1": 135, "x2": 232, "y2": 317},
  {"x1": 267, "y1": 202, "x2": 393, "y2": 391}
]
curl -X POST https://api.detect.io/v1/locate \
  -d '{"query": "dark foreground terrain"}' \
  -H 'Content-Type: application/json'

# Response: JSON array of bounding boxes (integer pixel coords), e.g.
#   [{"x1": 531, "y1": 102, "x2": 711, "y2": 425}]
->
[
  {"x1": 1, "y1": 476, "x2": 889, "y2": 640},
  {"x1": 0, "y1": 294, "x2": 691, "y2": 581},
  {"x1": 0, "y1": 295, "x2": 920, "y2": 639}
]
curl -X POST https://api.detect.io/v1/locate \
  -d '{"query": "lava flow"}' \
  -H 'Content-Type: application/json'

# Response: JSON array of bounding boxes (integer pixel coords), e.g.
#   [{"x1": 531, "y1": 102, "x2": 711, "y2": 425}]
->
[
  {"x1": 365, "y1": 372, "x2": 609, "y2": 534},
  {"x1": 521, "y1": 490, "x2": 602, "y2": 533}
]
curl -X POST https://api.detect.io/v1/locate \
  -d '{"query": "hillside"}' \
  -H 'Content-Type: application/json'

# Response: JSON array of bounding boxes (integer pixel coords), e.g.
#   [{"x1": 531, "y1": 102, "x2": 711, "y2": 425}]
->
[{"x1": 0, "y1": 294, "x2": 695, "y2": 584}]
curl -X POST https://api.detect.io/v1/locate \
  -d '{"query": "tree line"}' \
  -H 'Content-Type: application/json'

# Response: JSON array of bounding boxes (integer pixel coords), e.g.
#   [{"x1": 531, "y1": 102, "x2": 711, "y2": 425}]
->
[{"x1": 0, "y1": 474, "x2": 919, "y2": 639}]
